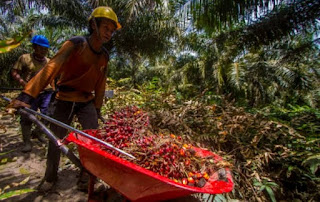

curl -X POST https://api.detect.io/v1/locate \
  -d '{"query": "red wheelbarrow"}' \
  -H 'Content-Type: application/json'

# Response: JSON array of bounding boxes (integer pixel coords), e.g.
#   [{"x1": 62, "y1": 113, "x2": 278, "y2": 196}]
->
[
  {"x1": 0, "y1": 95, "x2": 234, "y2": 201},
  {"x1": 66, "y1": 130, "x2": 234, "y2": 202}
]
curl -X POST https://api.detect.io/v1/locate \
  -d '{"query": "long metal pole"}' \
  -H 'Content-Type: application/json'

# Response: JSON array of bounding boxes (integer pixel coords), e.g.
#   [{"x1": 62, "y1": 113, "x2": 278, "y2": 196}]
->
[
  {"x1": 1, "y1": 95, "x2": 136, "y2": 159},
  {"x1": 18, "y1": 109, "x2": 83, "y2": 168},
  {"x1": 0, "y1": 87, "x2": 23, "y2": 91}
]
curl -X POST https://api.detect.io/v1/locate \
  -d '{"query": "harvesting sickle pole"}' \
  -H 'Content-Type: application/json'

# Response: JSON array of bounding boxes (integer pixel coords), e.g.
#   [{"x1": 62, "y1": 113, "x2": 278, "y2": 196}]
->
[
  {"x1": 0, "y1": 95, "x2": 136, "y2": 160},
  {"x1": 0, "y1": 87, "x2": 23, "y2": 91}
]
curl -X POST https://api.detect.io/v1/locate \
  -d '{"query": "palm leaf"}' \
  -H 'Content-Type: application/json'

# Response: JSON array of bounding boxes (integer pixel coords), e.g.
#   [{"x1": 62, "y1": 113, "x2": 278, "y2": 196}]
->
[
  {"x1": 302, "y1": 154, "x2": 320, "y2": 174},
  {"x1": 0, "y1": 31, "x2": 31, "y2": 53}
]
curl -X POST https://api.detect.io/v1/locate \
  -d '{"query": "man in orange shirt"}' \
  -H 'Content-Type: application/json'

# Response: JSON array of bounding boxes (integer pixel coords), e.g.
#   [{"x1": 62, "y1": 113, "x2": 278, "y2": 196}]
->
[
  {"x1": 9, "y1": 6, "x2": 121, "y2": 192},
  {"x1": 11, "y1": 35, "x2": 53, "y2": 152}
]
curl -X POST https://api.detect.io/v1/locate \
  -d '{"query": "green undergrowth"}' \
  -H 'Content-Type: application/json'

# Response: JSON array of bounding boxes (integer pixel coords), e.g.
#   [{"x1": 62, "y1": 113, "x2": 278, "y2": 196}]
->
[{"x1": 101, "y1": 84, "x2": 320, "y2": 201}]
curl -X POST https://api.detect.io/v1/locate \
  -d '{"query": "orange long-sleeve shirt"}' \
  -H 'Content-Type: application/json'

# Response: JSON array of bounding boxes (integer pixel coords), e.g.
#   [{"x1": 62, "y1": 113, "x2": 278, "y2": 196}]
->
[{"x1": 23, "y1": 38, "x2": 108, "y2": 109}]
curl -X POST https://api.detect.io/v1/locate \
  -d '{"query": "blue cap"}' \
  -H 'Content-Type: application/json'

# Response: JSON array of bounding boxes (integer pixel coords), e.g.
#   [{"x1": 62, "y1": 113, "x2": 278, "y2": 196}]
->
[{"x1": 31, "y1": 35, "x2": 50, "y2": 48}]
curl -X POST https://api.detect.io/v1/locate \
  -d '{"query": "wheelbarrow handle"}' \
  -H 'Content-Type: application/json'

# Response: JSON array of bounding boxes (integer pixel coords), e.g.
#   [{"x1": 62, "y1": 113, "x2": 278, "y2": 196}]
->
[
  {"x1": 19, "y1": 108, "x2": 83, "y2": 168},
  {"x1": 1, "y1": 95, "x2": 136, "y2": 160},
  {"x1": 0, "y1": 87, "x2": 23, "y2": 91},
  {"x1": 1, "y1": 95, "x2": 83, "y2": 167}
]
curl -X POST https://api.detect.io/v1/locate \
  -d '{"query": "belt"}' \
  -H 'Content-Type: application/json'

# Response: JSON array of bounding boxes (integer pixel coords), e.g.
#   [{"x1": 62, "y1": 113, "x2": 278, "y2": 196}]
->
[
  {"x1": 57, "y1": 85, "x2": 76, "y2": 92},
  {"x1": 57, "y1": 85, "x2": 92, "y2": 98}
]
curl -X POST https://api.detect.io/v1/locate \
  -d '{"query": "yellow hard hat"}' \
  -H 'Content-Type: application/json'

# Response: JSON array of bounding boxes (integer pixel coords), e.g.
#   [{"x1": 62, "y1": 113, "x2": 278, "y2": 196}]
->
[{"x1": 89, "y1": 6, "x2": 121, "y2": 30}]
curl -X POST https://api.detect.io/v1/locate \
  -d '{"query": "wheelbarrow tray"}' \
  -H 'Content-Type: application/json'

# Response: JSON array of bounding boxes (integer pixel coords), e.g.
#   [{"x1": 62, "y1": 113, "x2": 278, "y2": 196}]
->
[{"x1": 66, "y1": 130, "x2": 234, "y2": 202}]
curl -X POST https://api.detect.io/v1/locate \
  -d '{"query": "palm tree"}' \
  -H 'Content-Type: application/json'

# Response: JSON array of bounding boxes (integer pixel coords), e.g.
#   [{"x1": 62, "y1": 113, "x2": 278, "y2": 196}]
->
[
  {"x1": 1, "y1": 0, "x2": 319, "y2": 107},
  {"x1": 0, "y1": 0, "x2": 181, "y2": 87},
  {"x1": 163, "y1": 0, "x2": 320, "y2": 106}
]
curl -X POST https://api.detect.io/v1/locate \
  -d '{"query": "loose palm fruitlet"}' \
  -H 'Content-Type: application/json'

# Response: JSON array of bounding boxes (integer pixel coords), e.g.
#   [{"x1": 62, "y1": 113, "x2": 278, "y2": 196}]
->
[{"x1": 95, "y1": 106, "x2": 223, "y2": 187}]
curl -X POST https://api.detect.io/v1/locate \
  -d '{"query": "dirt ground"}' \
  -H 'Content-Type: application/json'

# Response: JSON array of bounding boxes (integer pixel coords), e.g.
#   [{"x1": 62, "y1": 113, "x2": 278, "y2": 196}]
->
[
  {"x1": 0, "y1": 96, "x2": 202, "y2": 202},
  {"x1": 0, "y1": 110, "x2": 89, "y2": 202}
]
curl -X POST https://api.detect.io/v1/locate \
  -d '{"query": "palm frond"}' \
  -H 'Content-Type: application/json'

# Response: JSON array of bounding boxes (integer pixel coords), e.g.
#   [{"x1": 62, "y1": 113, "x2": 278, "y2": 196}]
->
[
  {"x1": 215, "y1": 0, "x2": 320, "y2": 50},
  {"x1": 174, "y1": 0, "x2": 289, "y2": 32}
]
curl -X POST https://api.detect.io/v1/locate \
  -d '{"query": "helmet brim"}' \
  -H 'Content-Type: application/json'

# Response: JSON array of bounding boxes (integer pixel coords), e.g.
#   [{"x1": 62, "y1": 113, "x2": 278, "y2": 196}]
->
[{"x1": 88, "y1": 16, "x2": 122, "y2": 30}]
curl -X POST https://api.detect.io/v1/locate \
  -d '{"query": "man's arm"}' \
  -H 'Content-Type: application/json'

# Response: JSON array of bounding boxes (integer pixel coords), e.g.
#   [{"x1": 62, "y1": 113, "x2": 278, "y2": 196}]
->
[
  {"x1": 94, "y1": 69, "x2": 107, "y2": 122},
  {"x1": 11, "y1": 69, "x2": 27, "y2": 87},
  {"x1": 8, "y1": 41, "x2": 75, "y2": 109},
  {"x1": 94, "y1": 71, "x2": 107, "y2": 109},
  {"x1": 23, "y1": 41, "x2": 75, "y2": 99},
  {"x1": 11, "y1": 55, "x2": 27, "y2": 87}
]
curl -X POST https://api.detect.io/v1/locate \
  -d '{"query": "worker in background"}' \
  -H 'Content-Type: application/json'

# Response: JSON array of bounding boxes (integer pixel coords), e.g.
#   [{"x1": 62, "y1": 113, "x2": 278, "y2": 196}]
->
[
  {"x1": 11, "y1": 35, "x2": 53, "y2": 152},
  {"x1": 8, "y1": 6, "x2": 121, "y2": 192}
]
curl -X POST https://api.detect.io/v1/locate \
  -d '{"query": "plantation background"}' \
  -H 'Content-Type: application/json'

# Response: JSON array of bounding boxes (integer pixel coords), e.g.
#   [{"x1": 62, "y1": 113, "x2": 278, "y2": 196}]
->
[{"x1": 0, "y1": 0, "x2": 319, "y2": 201}]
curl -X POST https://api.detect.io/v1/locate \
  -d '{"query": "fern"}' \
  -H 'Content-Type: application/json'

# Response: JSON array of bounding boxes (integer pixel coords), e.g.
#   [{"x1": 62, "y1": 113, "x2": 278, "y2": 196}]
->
[
  {"x1": 254, "y1": 180, "x2": 279, "y2": 202},
  {"x1": 302, "y1": 154, "x2": 320, "y2": 174}
]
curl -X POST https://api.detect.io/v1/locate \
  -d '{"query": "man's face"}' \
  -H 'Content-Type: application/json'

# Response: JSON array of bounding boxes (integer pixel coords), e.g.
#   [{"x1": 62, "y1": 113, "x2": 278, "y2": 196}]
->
[
  {"x1": 33, "y1": 44, "x2": 48, "y2": 58},
  {"x1": 97, "y1": 19, "x2": 117, "y2": 43}
]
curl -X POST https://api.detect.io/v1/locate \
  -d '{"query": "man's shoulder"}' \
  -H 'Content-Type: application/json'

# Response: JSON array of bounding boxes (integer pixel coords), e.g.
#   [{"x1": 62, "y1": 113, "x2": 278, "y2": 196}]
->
[
  {"x1": 20, "y1": 53, "x2": 32, "y2": 60},
  {"x1": 18, "y1": 53, "x2": 32, "y2": 64},
  {"x1": 13, "y1": 53, "x2": 32, "y2": 70},
  {"x1": 68, "y1": 36, "x2": 87, "y2": 45}
]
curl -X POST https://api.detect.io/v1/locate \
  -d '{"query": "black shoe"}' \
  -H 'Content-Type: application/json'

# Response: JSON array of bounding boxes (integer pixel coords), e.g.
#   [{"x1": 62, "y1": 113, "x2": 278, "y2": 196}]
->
[
  {"x1": 36, "y1": 134, "x2": 47, "y2": 143},
  {"x1": 77, "y1": 180, "x2": 88, "y2": 192},
  {"x1": 37, "y1": 180, "x2": 56, "y2": 193},
  {"x1": 77, "y1": 169, "x2": 90, "y2": 192},
  {"x1": 32, "y1": 130, "x2": 47, "y2": 143},
  {"x1": 21, "y1": 142, "x2": 32, "y2": 152}
]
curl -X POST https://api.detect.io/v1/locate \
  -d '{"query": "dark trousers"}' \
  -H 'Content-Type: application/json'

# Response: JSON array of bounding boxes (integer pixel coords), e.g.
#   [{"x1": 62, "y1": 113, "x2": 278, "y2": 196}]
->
[
  {"x1": 45, "y1": 99, "x2": 98, "y2": 182},
  {"x1": 20, "y1": 91, "x2": 53, "y2": 141},
  {"x1": 21, "y1": 91, "x2": 53, "y2": 124}
]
